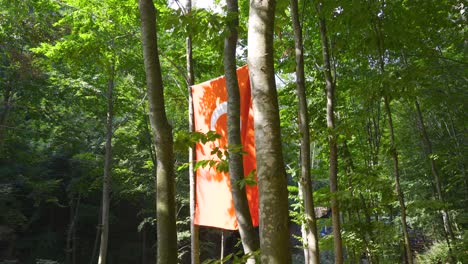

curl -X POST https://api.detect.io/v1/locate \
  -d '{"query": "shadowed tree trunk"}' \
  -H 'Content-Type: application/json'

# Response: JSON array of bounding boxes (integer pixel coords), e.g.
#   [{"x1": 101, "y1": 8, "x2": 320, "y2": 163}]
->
[
  {"x1": 445, "y1": 114, "x2": 468, "y2": 206},
  {"x1": 185, "y1": 0, "x2": 200, "y2": 263},
  {"x1": 98, "y1": 68, "x2": 115, "y2": 264},
  {"x1": 415, "y1": 99, "x2": 455, "y2": 256},
  {"x1": 248, "y1": 0, "x2": 291, "y2": 262},
  {"x1": 290, "y1": 0, "x2": 319, "y2": 262},
  {"x1": 316, "y1": 2, "x2": 343, "y2": 263},
  {"x1": 139, "y1": 0, "x2": 178, "y2": 263},
  {"x1": 343, "y1": 141, "x2": 375, "y2": 263},
  {"x1": 383, "y1": 96, "x2": 412, "y2": 264},
  {"x1": 66, "y1": 194, "x2": 81, "y2": 264},
  {"x1": 224, "y1": 0, "x2": 260, "y2": 262},
  {"x1": 0, "y1": 85, "x2": 13, "y2": 153},
  {"x1": 89, "y1": 208, "x2": 101, "y2": 264},
  {"x1": 371, "y1": 11, "x2": 412, "y2": 262}
]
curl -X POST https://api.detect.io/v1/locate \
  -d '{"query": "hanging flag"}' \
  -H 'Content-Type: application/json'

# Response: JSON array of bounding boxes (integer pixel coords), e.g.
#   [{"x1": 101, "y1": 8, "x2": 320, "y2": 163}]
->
[{"x1": 191, "y1": 65, "x2": 259, "y2": 230}]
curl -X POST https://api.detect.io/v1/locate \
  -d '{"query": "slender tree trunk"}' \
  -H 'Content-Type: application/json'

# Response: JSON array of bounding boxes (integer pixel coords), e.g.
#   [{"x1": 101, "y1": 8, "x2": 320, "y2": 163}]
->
[
  {"x1": 72, "y1": 217, "x2": 77, "y2": 264},
  {"x1": 383, "y1": 96, "x2": 413, "y2": 264},
  {"x1": 359, "y1": 195, "x2": 375, "y2": 264},
  {"x1": 290, "y1": 0, "x2": 319, "y2": 262},
  {"x1": 139, "y1": 1, "x2": 178, "y2": 263},
  {"x1": 415, "y1": 99, "x2": 455, "y2": 258},
  {"x1": 185, "y1": 0, "x2": 200, "y2": 263},
  {"x1": 141, "y1": 223, "x2": 147, "y2": 264},
  {"x1": 90, "y1": 209, "x2": 101, "y2": 264},
  {"x1": 98, "y1": 71, "x2": 115, "y2": 264},
  {"x1": 220, "y1": 230, "x2": 226, "y2": 262},
  {"x1": 343, "y1": 141, "x2": 375, "y2": 264},
  {"x1": 316, "y1": 2, "x2": 343, "y2": 263},
  {"x1": 449, "y1": 117, "x2": 468, "y2": 203},
  {"x1": 443, "y1": 115, "x2": 468, "y2": 203},
  {"x1": 66, "y1": 194, "x2": 81, "y2": 264},
  {"x1": 0, "y1": 86, "x2": 12, "y2": 152},
  {"x1": 188, "y1": 73, "x2": 199, "y2": 264},
  {"x1": 248, "y1": 0, "x2": 291, "y2": 262},
  {"x1": 371, "y1": 6, "x2": 412, "y2": 261},
  {"x1": 363, "y1": 104, "x2": 383, "y2": 264},
  {"x1": 224, "y1": 0, "x2": 259, "y2": 262}
]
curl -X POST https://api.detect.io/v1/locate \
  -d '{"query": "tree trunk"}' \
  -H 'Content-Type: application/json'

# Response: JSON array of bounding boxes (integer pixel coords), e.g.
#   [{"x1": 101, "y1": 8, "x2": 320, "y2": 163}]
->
[
  {"x1": 248, "y1": 0, "x2": 291, "y2": 262},
  {"x1": 383, "y1": 96, "x2": 413, "y2": 264},
  {"x1": 66, "y1": 194, "x2": 81, "y2": 264},
  {"x1": 142, "y1": 104, "x2": 157, "y2": 168},
  {"x1": 290, "y1": 0, "x2": 320, "y2": 262},
  {"x1": 224, "y1": 0, "x2": 260, "y2": 262},
  {"x1": 141, "y1": 223, "x2": 147, "y2": 264},
  {"x1": 98, "y1": 71, "x2": 115, "y2": 264},
  {"x1": 415, "y1": 99, "x2": 455, "y2": 256},
  {"x1": 344, "y1": 141, "x2": 376, "y2": 264},
  {"x1": 316, "y1": 3, "x2": 343, "y2": 263},
  {"x1": 0, "y1": 86, "x2": 12, "y2": 153},
  {"x1": 220, "y1": 230, "x2": 226, "y2": 262},
  {"x1": 371, "y1": 6, "x2": 413, "y2": 261},
  {"x1": 89, "y1": 209, "x2": 101, "y2": 264},
  {"x1": 185, "y1": 0, "x2": 200, "y2": 263},
  {"x1": 139, "y1": 1, "x2": 178, "y2": 263},
  {"x1": 449, "y1": 116, "x2": 468, "y2": 204},
  {"x1": 298, "y1": 188, "x2": 310, "y2": 262}
]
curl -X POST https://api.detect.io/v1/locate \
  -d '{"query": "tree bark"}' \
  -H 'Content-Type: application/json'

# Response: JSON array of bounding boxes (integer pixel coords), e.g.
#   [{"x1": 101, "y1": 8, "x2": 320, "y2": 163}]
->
[
  {"x1": 224, "y1": 0, "x2": 260, "y2": 263},
  {"x1": 371, "y1": 6, "x2": 413, "y2": 261},
  {"x1": 141, "y1": 223, "x2": 147, "y2": 264},
  {"x1": 224, "y1": 0, "x2": 260, "y2": 262},
  {"x1": 316, "y1": 2, "x2": 343, "y2": 263},
  {"x1": 0, "y1": 85, "x2": 12, "y2": 153},
  {"x1": 66, "y1": 194, "x2": 81, "y2": 264},
  {"x1": 89, "y1": 209, "x2": 101, "y2": 264},
  {"x1": 415, "y1": 99, "x2": 455, "y2": 250},
  {"x1": 139, "y1": 1, "x2": 178, "y2": 263},
  {"x1": 343, "y1": 141, "x2": 375, "y2": 263},
  {"x1": 290, "y1": 0, "x2": 320, "y2": 262},
  {"x1": 248, "y1": 0, "x2": 291, "y2": 262},
  {"x1": 98, "y1": 70, "x2": 115, "y2": 264},
  {"x1": 447, "y1": 115, "x2": 468, "y2": 206},
  {"x1": 185, "y1": 0, "x2": 200, "y2": 263},
  {"x1": 383, "y1": 96, "x2": 413, "y2": 264}
]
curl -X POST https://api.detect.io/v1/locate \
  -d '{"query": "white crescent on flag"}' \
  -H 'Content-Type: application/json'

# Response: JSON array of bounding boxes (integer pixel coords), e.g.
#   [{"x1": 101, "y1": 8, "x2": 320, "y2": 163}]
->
[{"x1": 210, "y1": 102, "x2": 227, "y2": 130}]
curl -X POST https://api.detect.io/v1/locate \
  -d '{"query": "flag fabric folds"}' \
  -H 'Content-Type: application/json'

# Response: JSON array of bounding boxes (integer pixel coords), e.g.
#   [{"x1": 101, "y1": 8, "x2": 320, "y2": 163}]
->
[{"x1": 191, "y1": 65, "x2": 259, "y2": 230}]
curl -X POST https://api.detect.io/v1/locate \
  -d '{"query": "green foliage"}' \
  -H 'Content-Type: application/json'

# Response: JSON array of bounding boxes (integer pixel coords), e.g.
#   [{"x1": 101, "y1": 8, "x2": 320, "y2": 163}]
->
[
  {"x1": 174, "y1": 130, "x2": 222, "y2": 151},
  {"x1": 0, "y1": 0, "x2": 466, "y2": 262},
  {"x1": 416, "y1": 241, "x2": 453, "y2": 264},
  {"x1": 202, "y1": 248, "x2": 260, "y2": 264},
  {"x1": 176, "y1": 131, "x2": 253, "y2": 177}
]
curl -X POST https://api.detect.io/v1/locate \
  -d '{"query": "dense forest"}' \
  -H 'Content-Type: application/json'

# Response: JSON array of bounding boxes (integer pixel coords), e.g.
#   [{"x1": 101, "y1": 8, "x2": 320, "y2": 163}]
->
[{"x1": 0, "y1": 0, "x2": 466, "y2": 263}]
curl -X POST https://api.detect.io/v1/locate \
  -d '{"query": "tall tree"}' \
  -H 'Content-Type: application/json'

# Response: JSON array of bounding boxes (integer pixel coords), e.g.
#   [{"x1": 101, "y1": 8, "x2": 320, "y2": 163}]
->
[
  {"x1": 370, "y1": 4, "x2": 413, "y2": 261},
  {"x1": 382, "y1": 95, "x2": 412, "y2": 264},
  {"x1": 315, "y1": 2, "x2": 343, "y2": 263},
  {"x1": 185, "y1": 0, "x2": 200, "y2": 262},
  {"x1": 224, "y1": 0, "x2": 260, "y2": 262},
  {"x1": 290, "y1": 0, "x2": 319, "y2": 263},
  {"x1": 98, "y1": 63, "x2": 115, "y2": 264},
  {"x1": 0, "y1": 85, "x2": 12, "y2": 152},
  {"x1": 248, "y1": 0, "x2": 291, "y2": 262},
  {"x1": 138, "y1": 0, "x2": 178, "y2": 263},
  {"x1": 415, "y1": 99, "x2": 455, "y2": 248}
]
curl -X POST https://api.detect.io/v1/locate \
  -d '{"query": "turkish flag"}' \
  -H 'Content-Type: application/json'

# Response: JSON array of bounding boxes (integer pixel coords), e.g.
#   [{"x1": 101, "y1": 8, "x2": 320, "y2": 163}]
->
[{"x1": 191, "y1": 65, "x2": 259, "y2": 230}]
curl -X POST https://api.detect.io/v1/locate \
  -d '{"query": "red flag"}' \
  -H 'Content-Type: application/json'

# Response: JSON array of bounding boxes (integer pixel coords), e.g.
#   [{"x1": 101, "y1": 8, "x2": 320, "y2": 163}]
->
[{"x1": 191, "y1": 65, "x2": 259, "y2": 230}]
